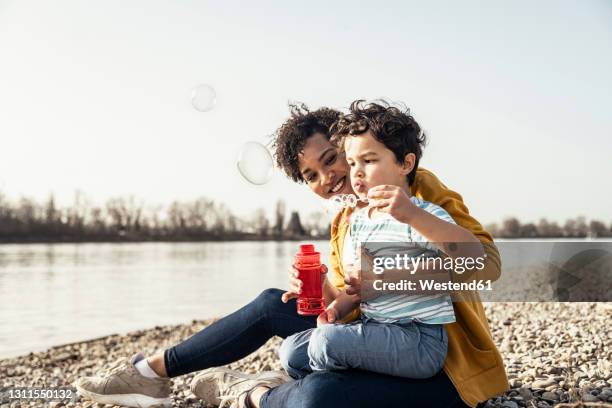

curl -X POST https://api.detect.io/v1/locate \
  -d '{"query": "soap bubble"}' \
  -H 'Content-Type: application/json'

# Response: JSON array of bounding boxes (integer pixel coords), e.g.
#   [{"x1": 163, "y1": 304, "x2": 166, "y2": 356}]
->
[
  {"x1": 323, "y1": 195, "x2": 345, "y2": 215},
  {"x1": 191, "y1": 84, "x2": 217, "y2": 112},
  {"x1": 345, "y1": 194, "x2": 358, "y2": 208},
  {"x1": 323, "y1": 194, "x2": 369, "y2": 217},
  {"x1": 237, "y1": 141, "x2": 274, "y2": 185}
]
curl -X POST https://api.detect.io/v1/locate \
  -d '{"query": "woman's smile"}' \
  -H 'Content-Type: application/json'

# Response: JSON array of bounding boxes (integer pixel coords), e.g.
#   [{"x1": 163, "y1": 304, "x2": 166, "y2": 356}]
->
[{"x1": 329, "y1": 176, "x2": 347, "y2": 194}]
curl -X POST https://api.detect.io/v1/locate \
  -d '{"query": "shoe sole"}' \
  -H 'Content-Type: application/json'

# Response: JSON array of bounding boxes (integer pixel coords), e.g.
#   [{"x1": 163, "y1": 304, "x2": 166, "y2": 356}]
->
[
  {"x1": 76, "y1": 382, "x2": 172, "y2": 408},
  {"x1": 190, "y1": 367, "x2": 292, "y2": 398}
]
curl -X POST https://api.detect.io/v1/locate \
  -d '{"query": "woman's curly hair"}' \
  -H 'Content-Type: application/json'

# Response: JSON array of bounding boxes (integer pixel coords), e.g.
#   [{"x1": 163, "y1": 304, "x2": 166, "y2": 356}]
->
[
  {"x1": 331, "y1": 99, "x2": 427, "y2": 186},
  {"x1": 273, "y1": 103, "x2": 342, "y2": 183}
]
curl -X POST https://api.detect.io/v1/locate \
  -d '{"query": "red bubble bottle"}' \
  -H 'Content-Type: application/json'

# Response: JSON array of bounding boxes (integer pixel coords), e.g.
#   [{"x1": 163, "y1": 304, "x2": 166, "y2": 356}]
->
[{"x1": 295, "y1": 244, "x2": 325, "y2": 315}]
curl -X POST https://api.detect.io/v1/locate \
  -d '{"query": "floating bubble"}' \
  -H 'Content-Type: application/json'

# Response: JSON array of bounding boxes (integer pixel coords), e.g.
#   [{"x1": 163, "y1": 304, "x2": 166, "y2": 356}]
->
[
  {"x1": 237, "y1": 141, "x2": 274, "y2": 185},
  {"x1": 191, "y1": 84, "x2": 217, "y2": 112}
]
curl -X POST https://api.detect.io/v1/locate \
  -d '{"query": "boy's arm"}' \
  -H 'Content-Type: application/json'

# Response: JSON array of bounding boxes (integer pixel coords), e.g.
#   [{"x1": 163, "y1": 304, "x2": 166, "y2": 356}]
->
[
  {"x1": 323, "y1": 277, "x2": 341, "y2": 306},
  {"x1": 404, "y1": 204, "x2": 485, "y2": 260},
  {"x1": 412, "y1": 168, "x2": 501, "y2": 282},
  {"x1": 368, "y1": 168, "x2": 501, "y2": 282},
  {"x1": 367, "y1": 184, "x2": 485, "y2": 260}
]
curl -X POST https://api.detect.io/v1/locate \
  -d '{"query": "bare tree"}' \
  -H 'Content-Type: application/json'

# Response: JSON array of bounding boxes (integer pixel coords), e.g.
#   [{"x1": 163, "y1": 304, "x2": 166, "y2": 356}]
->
[
  {"x1": 252, "y1": 208, "x2": 270, "y2": 237},
  {"x1": 302, "y1": 211, "x2": 330, "y2": 237},
  {"x1": 273, "y1": 200, "x2": 286, "y2": 238},
  {"x1": 589, "y1": 220, "x2": 608, "y2": 238},
  {"x1": 106, "y1": 196, "x2": 144, "y2": 234},
  {"x1": 286, "y1": 211, "x2": 306, "y2": 237},
  {"x1": 501, "y1": 217, "x2": 521, "y2": 238}
]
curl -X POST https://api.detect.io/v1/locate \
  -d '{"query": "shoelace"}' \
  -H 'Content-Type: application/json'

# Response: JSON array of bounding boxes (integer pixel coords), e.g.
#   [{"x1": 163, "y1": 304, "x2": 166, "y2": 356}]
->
[
  {"x1": 105, "y1": 358, "x2": 173, "y2": 386},
  {"x1": 217, "y1": 375, "x2": 259, "y2": 408},
  {"x1": 107, "y1": 358, "x2": 128, "y2": 376}
]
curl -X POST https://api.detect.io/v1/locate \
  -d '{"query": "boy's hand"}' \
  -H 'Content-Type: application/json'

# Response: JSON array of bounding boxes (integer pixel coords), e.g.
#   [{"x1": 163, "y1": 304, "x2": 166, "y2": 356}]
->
[
  {"x1": 317, "y1": 306, "x2": 340, "y2": 327},
  {"x1": 367, "y1": 185, "x2": 416, "y2": 224},
  {"x1": 282, "y1": 264, "x2": 328, "y2": 303},
  {"x1": 344, "y1": 248, "x2": 377, "y2": 301}
]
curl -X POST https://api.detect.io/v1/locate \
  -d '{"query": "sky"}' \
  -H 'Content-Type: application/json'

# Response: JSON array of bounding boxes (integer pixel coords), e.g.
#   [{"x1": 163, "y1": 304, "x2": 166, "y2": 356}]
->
[{"x1": 0, "y1": 0, "x2": 610, "y2": 225}]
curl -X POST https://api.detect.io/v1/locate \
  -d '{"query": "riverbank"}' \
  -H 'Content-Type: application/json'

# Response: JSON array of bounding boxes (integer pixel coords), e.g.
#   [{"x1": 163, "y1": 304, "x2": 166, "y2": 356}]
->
[{"x1": 1, "y1": 303, "x2": 611, "y2": 407}]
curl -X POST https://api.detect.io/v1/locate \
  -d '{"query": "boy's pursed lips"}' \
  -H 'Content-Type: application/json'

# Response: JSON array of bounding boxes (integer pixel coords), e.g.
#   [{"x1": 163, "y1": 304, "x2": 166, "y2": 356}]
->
[{"x1": 353, "y1": 180, "x2": 367, "y2": 193}]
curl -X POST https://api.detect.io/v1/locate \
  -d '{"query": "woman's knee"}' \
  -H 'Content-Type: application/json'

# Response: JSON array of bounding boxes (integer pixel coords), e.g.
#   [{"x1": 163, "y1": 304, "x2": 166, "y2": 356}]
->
[{"x1": 253, "y1": 288, "x2": 284, "y2": 311}]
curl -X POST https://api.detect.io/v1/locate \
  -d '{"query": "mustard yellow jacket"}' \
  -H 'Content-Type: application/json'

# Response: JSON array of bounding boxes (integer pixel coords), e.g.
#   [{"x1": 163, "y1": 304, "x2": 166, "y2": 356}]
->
[{"x1": 327, "y1": 168, "x2": 509, "y2": 407}]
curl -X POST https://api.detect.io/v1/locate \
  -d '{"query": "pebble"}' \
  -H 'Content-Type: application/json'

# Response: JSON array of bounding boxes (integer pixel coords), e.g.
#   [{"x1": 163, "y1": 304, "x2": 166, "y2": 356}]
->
[
  {"x1": 541, "y1": 391, "x2": 559, "y2": 401},
  {"x1": 532, "y1": 378, "x2": 557, "y2": 389}
]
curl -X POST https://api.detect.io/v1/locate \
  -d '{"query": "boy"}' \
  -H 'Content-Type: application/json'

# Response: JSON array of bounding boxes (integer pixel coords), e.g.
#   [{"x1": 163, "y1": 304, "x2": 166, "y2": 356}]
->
[{"x1": 279, "y1": 100, "x2": 485, "y2": 379}]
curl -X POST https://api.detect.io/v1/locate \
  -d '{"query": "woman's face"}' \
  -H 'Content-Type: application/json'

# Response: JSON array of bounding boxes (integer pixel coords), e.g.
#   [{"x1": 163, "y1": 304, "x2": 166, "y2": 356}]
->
[{"x1": 297, "y1": 133, "x2": 355, "y2": 199}]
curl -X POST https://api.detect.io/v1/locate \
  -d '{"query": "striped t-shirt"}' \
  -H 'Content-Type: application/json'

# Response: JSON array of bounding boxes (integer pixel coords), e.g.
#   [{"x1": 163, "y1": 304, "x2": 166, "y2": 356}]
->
[{"x1": 350, "y1": 196, "x2": 456, "y2": 325}]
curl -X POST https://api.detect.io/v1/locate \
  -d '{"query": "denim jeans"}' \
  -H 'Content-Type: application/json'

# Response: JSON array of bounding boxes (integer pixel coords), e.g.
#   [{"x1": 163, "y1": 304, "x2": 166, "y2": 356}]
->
[
  {"x1": 279, "y1": 317, "x2": 448, "y2": 379},
  {"x1": 164, "y1": 288, "x2": 469, "y2": 408}
]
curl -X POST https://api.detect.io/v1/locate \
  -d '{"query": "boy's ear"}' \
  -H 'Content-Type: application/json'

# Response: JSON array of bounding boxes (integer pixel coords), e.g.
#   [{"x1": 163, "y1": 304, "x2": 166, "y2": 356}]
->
[{"x1": 400, "y1": 153, "x2": 416, "y2": 175}]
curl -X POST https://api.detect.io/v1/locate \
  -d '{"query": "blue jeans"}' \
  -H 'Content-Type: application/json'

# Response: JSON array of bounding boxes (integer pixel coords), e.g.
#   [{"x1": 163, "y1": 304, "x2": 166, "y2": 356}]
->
[
  {"x1": 164, "y1": 288, "x2": 469, "y2": 408},
  {"x1": 279, "y1": 318, "x2": 448, "y2": 379}
]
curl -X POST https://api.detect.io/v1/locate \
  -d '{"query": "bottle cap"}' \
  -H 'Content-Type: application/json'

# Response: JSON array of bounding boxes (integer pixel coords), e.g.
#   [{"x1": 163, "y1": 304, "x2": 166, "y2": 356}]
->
[{"x1": 299, "y1": 244, "x2": 315, "y2": 254}]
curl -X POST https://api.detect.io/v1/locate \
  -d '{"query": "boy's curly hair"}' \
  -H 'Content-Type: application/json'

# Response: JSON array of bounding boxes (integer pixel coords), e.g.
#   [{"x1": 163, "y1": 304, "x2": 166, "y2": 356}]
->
[
  {"x1": 331, "y1": 99, "x2": 427, "y2": 186},
  {"x1": 273, "y1": 103, "x2": 342, "y2": 183}
]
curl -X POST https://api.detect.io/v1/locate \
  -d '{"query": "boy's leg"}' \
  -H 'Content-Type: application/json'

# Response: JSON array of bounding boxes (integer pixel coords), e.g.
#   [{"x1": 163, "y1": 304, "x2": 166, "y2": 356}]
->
[
  {"x1": 278, "y1": 328, "x2": 315, "y2": 379},
  {"x1": 307, "y1": 320, "x2": 448, "y2": 379}
]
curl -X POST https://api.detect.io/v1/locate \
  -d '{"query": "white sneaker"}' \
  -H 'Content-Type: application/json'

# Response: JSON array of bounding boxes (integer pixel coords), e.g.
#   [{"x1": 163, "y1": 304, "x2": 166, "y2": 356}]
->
[
  {"x1": 190, "y1": 368, "x2": 291, "y2": 408},
  {"x1": 75, "y1": 353, "x2": 172, "y2": 408}
]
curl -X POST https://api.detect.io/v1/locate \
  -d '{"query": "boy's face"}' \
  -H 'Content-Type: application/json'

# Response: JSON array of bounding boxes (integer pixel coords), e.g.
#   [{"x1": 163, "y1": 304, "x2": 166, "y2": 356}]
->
[{"x1": 344, "y1": 130, "x2": 411, "y2": 198}]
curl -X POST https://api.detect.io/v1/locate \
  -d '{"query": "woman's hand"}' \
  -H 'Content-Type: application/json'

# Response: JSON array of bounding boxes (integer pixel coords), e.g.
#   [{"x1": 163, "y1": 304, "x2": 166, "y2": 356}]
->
[
  {"x1": 281, "y1": 263, "x2": 328, "y2": 303},
  {"x1": 367, "y1": 184, "x2": 417, "y2": 224},
  {"x1": 317, "y1": 306, "x2": 340, "y2": 327}
]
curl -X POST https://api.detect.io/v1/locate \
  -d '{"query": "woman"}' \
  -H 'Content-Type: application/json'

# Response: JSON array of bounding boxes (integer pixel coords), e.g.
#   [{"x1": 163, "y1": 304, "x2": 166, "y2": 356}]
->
[{"x1": 76, "y1": 103, "x2": 508, "y2": 408}]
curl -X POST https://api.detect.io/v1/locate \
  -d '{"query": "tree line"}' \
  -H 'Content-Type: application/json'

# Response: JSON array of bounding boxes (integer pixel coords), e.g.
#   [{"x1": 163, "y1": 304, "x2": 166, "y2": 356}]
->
[
  {"x1": 0, "y1": 192, "x2": 609, "y2": 243},
  {"x1": 486, "y1": 217, "x2": 612, "y2": 238},
  {"x1": 0, "y1": 192, "x2": 330, "y2": 243}
]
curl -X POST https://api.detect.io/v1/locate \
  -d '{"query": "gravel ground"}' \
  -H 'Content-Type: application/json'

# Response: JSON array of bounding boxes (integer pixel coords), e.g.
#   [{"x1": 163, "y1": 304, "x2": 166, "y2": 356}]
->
[{"x1": 1, "y1": 302, "x2": 610, "y2": 408}]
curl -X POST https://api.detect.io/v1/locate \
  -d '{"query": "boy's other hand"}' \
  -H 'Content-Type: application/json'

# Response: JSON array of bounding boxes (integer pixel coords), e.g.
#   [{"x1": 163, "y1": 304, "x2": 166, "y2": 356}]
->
[
  {"x1": 343, "y1": 263, "x2": 361, "y2": 297},
  {"x1": 344, "y1": 247, "x2": 375, "y2": 298},
  {"x1": 282, "y1": 263, "x2": 328, "y2": 303},
  {"x1": 317, "y1": 307, "x2": 339, "y2": 327},
  {"x1": 367, "y1": 184, "x2": 416, "y2": 224}
]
